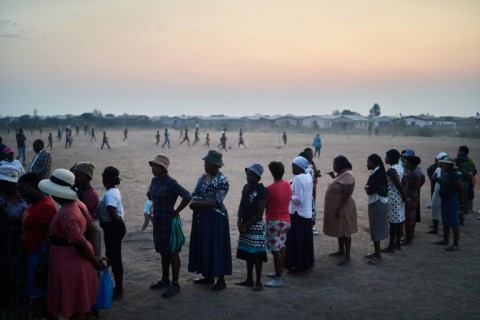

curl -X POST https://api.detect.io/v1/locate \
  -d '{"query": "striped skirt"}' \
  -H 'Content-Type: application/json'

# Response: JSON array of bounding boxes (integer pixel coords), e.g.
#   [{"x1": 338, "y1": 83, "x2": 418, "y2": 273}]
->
[{"x1": 236, "y1": 220, "x2": 267, "y2": 263}]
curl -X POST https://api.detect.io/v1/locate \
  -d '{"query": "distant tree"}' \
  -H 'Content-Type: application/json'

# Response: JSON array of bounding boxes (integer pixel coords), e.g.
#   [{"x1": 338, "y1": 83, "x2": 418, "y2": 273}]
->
[
  {"x1": 81, "y1": 112, "x2": 95, "y2": 122},
  {"x1": 341, "y1": 109, "x2": 360, "y2": 116},
  {"x1": 332, "y1": 109, "x2": 341, "y2": 116},
  {"x1": 369, "y1": 103, "x2": 381, "y2": 117}
]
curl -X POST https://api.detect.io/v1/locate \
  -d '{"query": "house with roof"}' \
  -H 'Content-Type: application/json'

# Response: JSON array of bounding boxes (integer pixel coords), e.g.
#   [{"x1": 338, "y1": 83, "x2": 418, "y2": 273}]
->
[
  {"x1": 302, "y1": 115, "x2": 334, "y2": 130},
  {"x1": 331, "y1": 115, "x2": 370, "y2": 130}
]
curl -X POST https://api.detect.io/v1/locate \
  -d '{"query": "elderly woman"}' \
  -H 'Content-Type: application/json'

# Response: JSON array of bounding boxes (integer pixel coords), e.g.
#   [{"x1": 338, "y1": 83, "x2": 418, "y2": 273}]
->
[
  {"x1": 236, "y1": 163, "x2": 267, "y2": 292},
  {"x1": 97, "y1": 166, "x2": 126, "y2": 299},
  {"x1": 285, "y1": 156, "x2": 314, "y2": 274},
  {"x1": 0, "y1": 165, "x2": 30, "y2": 318},
  {"x1": 18, "y1": 173, "x2": 57, "y2": 318},
  {"x1": 38, "y1": 168, "x2": 104, "y2": 319},
  {"x1": 365, "y1": 154, "x2": 389, "y2": 265},
  {"x1": 324, "y1": 156, "x2": 357, "y2": 266},
  {"x1": 148, "y1": 154, "x2": 192, "y2": 298},
  {"x1": 188, "y1": 150, "x2": 232, "y2": 291},
  {"x1": 432, "y1": 157, "x2": 464, "y2": 251}
]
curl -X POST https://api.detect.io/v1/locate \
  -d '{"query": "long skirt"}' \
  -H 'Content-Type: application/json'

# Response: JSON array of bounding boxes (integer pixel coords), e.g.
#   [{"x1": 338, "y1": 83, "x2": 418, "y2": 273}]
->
[
  {"x1": 441, "y1": 196, "x2": 460, "y2": 228},
  {"x1": 368, "y1": 200, "x2": 389, "y2": 241},
  {"x1": 236, "y1": 220, "x2": 267, "y2": 263},
  {"x1": 285, "y1": 213, "x2": 314, "y2": 272},
  {"x1": 431, "y1": 191, "x2": 442, "y2": 221},
  {"x1": 188, "y1": 209, "x2": 232, "y2": 277}
]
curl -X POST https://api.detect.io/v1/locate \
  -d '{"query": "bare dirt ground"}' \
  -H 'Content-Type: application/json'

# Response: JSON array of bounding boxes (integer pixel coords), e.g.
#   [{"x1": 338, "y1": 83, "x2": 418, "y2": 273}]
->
[{"x1": 3, "y1": 129, "x2": 479, "y2": 320}]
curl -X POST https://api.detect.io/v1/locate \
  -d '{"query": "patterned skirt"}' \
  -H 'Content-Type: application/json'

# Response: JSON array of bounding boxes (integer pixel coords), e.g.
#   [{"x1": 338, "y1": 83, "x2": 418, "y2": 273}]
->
[{"x1": 236, "y1": 220, "x2": 267, "y2": 263}]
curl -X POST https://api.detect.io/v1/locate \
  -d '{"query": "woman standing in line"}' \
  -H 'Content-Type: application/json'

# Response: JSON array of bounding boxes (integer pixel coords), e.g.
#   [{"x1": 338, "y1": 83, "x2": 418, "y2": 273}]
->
[
  {"x1": 38, "y1": 169, "x2": 104, "y2": 319},
  {"x1": 324, "y1": 156, "x2": 358, "y2": 266},
  {"x1": 403, "y1": 156, "x2": 422, "y2": 245},
  {"x1": 365, "y1": 154, "x2": 389, "y2": 265},
  {"x1": 382, "y1": 149, "x2": 406, "y2": 253},
  {"x1": 285, "y1": 156, "x2": 314, "y2": 274},
  {"x1": 188, "y1": 150, "x2": 232, "y2": 291},
  {"x1": 148, "y1": 155, "x2": 192, "y2": 298},
  {"x1": 236, "y1": 163, "x2": 267, "y2": 291},
  {"x1": 97, "y1": 166, "x2": 126, "y2": 299}
]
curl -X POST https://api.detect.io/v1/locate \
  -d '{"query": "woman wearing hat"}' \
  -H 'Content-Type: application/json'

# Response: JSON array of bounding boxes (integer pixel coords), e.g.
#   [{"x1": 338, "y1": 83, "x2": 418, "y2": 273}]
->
[
  {"x1": 432, "y1": 157, "x2": 464, "y2": 251},
  {"x1": 285, "y1": 156, "x2": 314, "y2": 273},
  {"x1": 147, "y1": 155, "x2": 192, "y2": 298},
  {"x1": 1, "y1": 146, "x2": 26, "y2": 177},
  {"x1": 0, "y1": 165, "x2": 30, "y2": 318},
  {"x1": 38, "y1": 168, "x2": 104, "y2": 319},
  {"x1": 235, "y1": 163, "x2": 267, "y2": 291},
  {"x1": 188, "y1": 150, "x2": 232, "y2": 291},
  {"x1": 428, "y1": 152, "x2": 448, "y2": 234},
  {"x1": 97, "y1": 166, "x2": 126, "y2": 299}
]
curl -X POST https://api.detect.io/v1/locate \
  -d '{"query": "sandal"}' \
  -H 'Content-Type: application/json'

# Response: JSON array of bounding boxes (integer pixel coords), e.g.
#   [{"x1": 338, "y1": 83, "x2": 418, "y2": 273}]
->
[
  {"x1": 162, "y1": 284, "x2": 180, "y2": 298},
  {"x1": 150, "y1": 279, "x2": 170, "y2": 290},
  {"x1": 367, "y1": 257, "x2": 380, "y2": 265},
  {"x1": 193, "y1": 277, "x2": 214, "y2": 284},
  {"x1": 252, "y1": 283, "x2": 263, "y2": 292},
  {"x1": 211, "y1": 282, "x2": 227, "y2": 292},
  {"x1": 235, "y1": 280, "x2": 254, "y2": 287}
]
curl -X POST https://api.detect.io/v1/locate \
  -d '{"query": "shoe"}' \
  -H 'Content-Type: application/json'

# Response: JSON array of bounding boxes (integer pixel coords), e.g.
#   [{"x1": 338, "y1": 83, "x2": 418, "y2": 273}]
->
[
  {"x1": 329, "y1": 251, "x2": 345, "y2": 257},
  {"x1": 313, "y1": 230, "x2": 319, "y2": 235},
  {"x1": 162, "y1": 283, "x2": 180, "y2": 298},
  {"x1": 193, "y1": 277, "x2": 214, "y2": 284},
  {"x1": 150, "y1": 279, "x2": 170, "y2": 289},
  {"x1": 364, "y1": 253, "x2": 375, "y2": 259},
  {"x1": 446, "y1": 245, "x2": 459, "y2": 252},
  {"x1": 211, "y1": 282, "x2": 227, "y2": 291},
  {"x1": 265, "y1": 278, "x2": 284, "y2": 288},
  {"x1": 381, "y1": 247, "x2": 395, "y2": 253},
  {"x1": 367, "y1": 257, "x2": 380, "y2": 265},
  {"x1": 235, "y1": 280, "x2": 254, "y2": 287},
  {"x1": 252, "y1": 283, "x2": 263, "y2": 292},
  {"x1": 337, "y1": 259, "x2": 351, "y2": 266},
  {"x1": 427, "y1": 204, "x2": 432, "y2": 209},
  {"x1": 266, "y1": 273, "x2": 276, "y2": 279}
]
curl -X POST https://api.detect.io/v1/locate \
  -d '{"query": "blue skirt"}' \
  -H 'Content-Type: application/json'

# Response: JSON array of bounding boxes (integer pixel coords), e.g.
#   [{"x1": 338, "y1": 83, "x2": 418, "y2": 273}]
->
[
  {"x1": 188, "y1": 209, "x2": 232, "y2": 277},
  {"x1": 25, "y1": 251, "x2": 47, "y2": 298},
  {"x1": 285, "y1": 213, "x2": 314, "y2": 272},
  {"x1": 441, "y1": 196, "x2": 460, "y2": 227}
]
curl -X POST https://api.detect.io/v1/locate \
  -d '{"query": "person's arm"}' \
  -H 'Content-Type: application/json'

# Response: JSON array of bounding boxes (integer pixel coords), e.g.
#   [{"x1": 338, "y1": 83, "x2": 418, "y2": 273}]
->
[
  {"x1": 291, "y1": 177, "x2": 302, "y2": 205},
  {"x1": 84, "y1": 220, "x2": 101, "y2": 256},
  {"x1": 72, "y1": 238, "x2": 104, "y2": 271},
  {"x1": 453, "y1": 178, "x2": 465, "y2": 209},
  {"x1": 107, "y1": 205, "x2": 120, "y2": 221},
  {"x1": 243, "y1": 199, "x2": 267, "y2": 230},
  {"x1": 420, "y1": 173, "x2": 426, "y2": 187}
]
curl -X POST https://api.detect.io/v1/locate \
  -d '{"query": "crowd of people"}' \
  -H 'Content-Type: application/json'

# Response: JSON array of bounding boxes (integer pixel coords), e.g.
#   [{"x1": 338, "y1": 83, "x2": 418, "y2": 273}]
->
[{"x1": 0, "y1": 126, "x2": 476, "y2": 319}]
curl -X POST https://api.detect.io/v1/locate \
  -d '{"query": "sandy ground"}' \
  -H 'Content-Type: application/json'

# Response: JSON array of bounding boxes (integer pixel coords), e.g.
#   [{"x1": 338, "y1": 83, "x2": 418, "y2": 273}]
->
[{"x1": 2, "y1": 129, "x2": 479, "y2": 320}]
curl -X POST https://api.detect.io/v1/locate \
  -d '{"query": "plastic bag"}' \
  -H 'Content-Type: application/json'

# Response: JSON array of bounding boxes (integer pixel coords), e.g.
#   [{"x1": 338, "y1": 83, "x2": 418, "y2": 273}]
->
[
  {"x1": 169, "y1": 216, "x2": 185, "y2": 253},
  {"x1": 94, "y1": 266, "x2": 113, "y2": 309}
]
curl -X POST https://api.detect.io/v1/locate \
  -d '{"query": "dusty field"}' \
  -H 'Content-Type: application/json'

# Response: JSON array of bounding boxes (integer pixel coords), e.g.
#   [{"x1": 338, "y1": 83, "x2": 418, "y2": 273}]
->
[{"x1": 2, "y1": 129, "x2": 479, "y2": 320}]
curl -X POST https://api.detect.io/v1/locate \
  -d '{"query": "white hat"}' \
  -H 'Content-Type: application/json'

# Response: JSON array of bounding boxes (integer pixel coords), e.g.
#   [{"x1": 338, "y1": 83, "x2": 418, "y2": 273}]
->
[
  {"x1": 292, "y1": 156, "x2": 309, "y2": 170},
  {"x1": 39, "y1": 168, "x2": 78, "y2": 200},
  {"x1": 436, "y1": 152, "x2": 448, "y2": 160},
  {"x1": 0, "y1": 165, "x2": 19, "y2": 183}
]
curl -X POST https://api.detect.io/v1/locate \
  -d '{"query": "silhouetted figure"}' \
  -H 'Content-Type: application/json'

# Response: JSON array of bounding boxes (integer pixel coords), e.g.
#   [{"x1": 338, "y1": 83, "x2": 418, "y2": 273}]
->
[
  {"x1": 123, "y1": 128, "x2": 128, "y2": 141},
  {"x1": 91, "y1": 128, "x2": 96, "y2": 141},
  {"x1": 101, "y1": 131, "x2": 111, "y2": 149},
  {"x1": 204, "y1": 133, "x2": 210, "y2": 148},
  {"x1": 180, "y1": 129, "x2": 190, "y2": 146},
  {"x1": 46, "y1": 132, "x2": 53, "y2": 149},
  {"x1": 162, "y1": 128, "x2": 170, "y2": 149},
  {"x1": 282, "y1": 131, "x2": 287, "y2": 146},
  {"x1": 155, "y1": 130, "x2": 160, "y2": 145}
]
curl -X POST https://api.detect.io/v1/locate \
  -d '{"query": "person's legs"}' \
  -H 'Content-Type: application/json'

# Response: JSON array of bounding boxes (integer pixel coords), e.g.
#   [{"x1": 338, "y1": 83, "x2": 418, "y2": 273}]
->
[
  {"x1": 271, "y1": 251, "x2": 283, "y2": 278},
  {"x1": 253, "y1": 261, "x2": 263, "y2": 290},
  {"x1": 161, "y1": 254, "x2": 171, "y2": 282},
  {"x1": 344, "y1": 237, "x2": 351, "y2": 261},
  {"x1": 394, "y1": 223, "x2": 403, "y2": 249},
  {"x1": 236, "y1": 261, "x2": 254, "y2": 286},
  {"x1": 374, "y1": 241, "x2": 381, "y2": 259},
  {"x1": 141, "y1": 215, "x2": 150, "y2": 231},
  {"x1": 329, "y1": 238, "x2": 345, "y2": 256},
  {"x1": 171, "y1": 253, "x2": 180, "y2": 282},
  {"x1": 102, "y1": 220, "x2": 126, "y2": 298},
  {"x1": 452, "y1": 226, "x2": 460, "y2": 246}
]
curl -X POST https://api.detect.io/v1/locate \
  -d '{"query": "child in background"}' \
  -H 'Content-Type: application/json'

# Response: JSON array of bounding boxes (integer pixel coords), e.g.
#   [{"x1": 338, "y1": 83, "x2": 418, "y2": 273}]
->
[{"x1": 141, "y1": 192, "x2": 153, "y2": 233}]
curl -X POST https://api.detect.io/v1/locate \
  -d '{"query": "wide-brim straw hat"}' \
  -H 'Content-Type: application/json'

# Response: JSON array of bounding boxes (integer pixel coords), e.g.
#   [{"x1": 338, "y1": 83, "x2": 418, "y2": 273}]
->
[
  {"x1": 39, "y1": 168, "x2": 78, "y2": 200},
  {"x1": 149, "y1": 154, "x2": 170, "y2": 173}
]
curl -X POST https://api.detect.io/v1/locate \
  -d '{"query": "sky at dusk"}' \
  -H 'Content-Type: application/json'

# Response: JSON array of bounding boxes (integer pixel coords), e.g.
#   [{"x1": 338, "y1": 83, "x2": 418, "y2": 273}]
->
[{"x1": 1, "y1": 0, "x2": 479, "y2": 118}]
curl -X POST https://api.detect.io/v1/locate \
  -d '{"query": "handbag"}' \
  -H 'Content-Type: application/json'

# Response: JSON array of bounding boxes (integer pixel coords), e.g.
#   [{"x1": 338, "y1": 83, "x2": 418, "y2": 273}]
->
[
  {"x1": 94, "y1": 266, "x2": 113, "y2": 309},
  {"x1": 169, "y1": 216, "x2": 185, "y2": 253}
]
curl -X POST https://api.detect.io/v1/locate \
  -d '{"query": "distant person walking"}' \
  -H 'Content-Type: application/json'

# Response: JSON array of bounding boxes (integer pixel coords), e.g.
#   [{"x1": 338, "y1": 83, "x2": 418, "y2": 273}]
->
[
  {"x1": 219, "y1": 132, "x2": 227, "y2": 152},
  {"x1": 282, "y1": 131, "x2": 287, "y2": 147},
  {"x1": 155, "y1": 130, "x2": 160, "y2": 146},
  {"x1": 193, "y1": 127, "x2": 200, "y2": 145},
  {"x1": 91, "y1": 128, "x2": 97, "y2": 141},
  {"x1": 238, "y1": 129, "x2": 247, "y2": 148},
  {"x1": 162, "y1": 129, "x2": 170, "y2": 149},
  {"x1": 123, "y1": 128, "x2": 128, "y2": 141},
  {"x1": 16, "y1": 129, "x2": 27, "y2": 166},
  {"x1": 204, "y1": 133, "x2": 210, "y2": 148},
  {"x1": 46, "y1": 132, "x2": 53, "y2": 149},
  {"x1": 56, "y1": 127, "x2": 62, "y2": 141},
  {"x1": 101, "y1": 131, "x2": 111, "y2": 149},
  {"x1": 312, "y1": 133, "x2": 322, "y2": 158},
  {"x1": 180, "y1": 129, "x2": 190, "y2": 146}
]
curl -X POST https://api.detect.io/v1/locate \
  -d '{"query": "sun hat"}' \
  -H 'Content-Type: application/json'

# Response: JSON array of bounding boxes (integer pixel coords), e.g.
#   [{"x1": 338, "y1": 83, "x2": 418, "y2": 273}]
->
[
  {"x1": 404, "y1": 155, "x2": 421, "y2": 167},
  {"x1": 149, "y1": 154, "x2": 170, "y2": 172},
  {"x1": 439, "y1": 157, "x2": 454, "y2": 165},
  {"x1": 455, "y1": 153, "x2": 468, "y2": 161},
  {"x1": 401, "y1": 149, "x2": 415, "y2": 157},
  {"x1": 38, "y1": 169, "x2": 78, "y2": 200},
  {"x1": 245, "y1": 163, "x2": 263, "y2": 178},
  {"x1": 292, "y1": 156, "x2": 309, "y2": 170},
  {"x1": 0, "y1": 165, "x2": 19, "y2": 183},
  {"x1": 3, "y1": 146, "x2": 14, "y2": 154},
  {"x1": 72, "y1": 162, "x2": 95, "y2": 180},
  {"x1": 435, "y1": 152, "x2": 448, "y2": 160},
  {"x1": 202, "y1": 150, "x2": 224, "y2": 167}
]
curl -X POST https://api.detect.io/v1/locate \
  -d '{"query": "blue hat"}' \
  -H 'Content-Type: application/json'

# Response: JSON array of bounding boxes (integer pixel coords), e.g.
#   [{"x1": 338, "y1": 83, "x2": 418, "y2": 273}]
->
[
  {"x1": 402, "y1": 149, "x2": 415, "y2": 157},
  {"x1": 245, "y1": 163, "x2": 263, "y2": 177}
]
